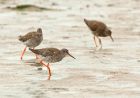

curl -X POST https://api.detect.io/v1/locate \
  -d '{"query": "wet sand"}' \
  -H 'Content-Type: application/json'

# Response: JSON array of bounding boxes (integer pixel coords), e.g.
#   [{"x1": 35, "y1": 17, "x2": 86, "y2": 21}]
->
[{"x1": 0, "y1": 0, "x2": 140, "y2": 98}]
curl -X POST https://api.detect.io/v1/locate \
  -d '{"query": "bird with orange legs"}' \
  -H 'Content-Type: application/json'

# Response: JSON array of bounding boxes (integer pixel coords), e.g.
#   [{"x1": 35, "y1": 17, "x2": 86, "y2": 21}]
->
[
  {"x1": 29, "y1": 48, "x2": 75, "y2": 80},
  {"x1": 18, "y1": 28, "x2": 43, "y2": 60}
]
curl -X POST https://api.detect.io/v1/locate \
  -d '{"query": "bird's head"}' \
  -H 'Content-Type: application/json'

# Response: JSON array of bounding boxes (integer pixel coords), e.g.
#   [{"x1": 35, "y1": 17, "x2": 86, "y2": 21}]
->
[
  {"x1": 37, "y1": 28, "x2": 42, "y2": 34},
  {"x1": 61, "y1": 49, "x2": 76, "y2": 59},
  {"x1": 37, "y1": 28, "x2": 43, "y2": 37},
  {"x1": 106, "y1": 29, "x2": 114, "y2": 42}
]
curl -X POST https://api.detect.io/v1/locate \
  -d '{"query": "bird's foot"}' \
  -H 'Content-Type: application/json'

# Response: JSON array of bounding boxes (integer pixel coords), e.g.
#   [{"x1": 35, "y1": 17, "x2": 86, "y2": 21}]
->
[
  {"x1": 47, "y1": 75, "x2": 51, "y2": 80},
  {"x1": 35, "y1": 54, "x2": 39, "y2": 59},
  {"x1": 95, "y1": 46, "x2": 102, "y2": 51}
]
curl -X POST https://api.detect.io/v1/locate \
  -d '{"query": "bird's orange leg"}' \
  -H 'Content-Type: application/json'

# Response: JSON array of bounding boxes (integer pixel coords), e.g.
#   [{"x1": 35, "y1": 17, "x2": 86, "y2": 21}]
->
[
  {"x1": 93, "y1": 36, "x2": 98, "y2": 47},
  {"x1": 40, "y1": 61, "x2": 52, "y2": 77},
  {"x1": 35, "y1": 55, "x2": 39, "y2": 59},
  {"x1": 20, "y1": 46, "x2": 27, "y2": 60}
]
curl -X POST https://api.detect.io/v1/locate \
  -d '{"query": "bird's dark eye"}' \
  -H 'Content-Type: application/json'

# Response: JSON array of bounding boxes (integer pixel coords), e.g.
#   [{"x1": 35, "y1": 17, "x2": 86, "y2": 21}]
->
[{"x1": 64, "y1": 50, "x2": 68, "y2": 53}]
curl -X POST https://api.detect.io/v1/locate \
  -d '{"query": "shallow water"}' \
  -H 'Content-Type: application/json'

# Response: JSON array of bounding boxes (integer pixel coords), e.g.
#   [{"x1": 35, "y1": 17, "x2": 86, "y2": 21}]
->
[{"x1": 0, "y1": 0, "x2": 140, "y2": 98}]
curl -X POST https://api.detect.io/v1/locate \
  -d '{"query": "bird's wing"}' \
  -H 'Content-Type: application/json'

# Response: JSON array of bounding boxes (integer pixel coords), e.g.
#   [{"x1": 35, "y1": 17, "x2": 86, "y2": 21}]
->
[
  {"x1": 96, "y1": 22, "x2": 106, "y2": 34},
  {"x1": 30, "y1": 48, "x2": 60, "y2": 57},
  {"x1": 89, "y1": 22, "x2": 98, "y2": 31},
  {"x1": 19, "y1": 31, "x2": 37, "y2": 42},
  {"x1": 84, "y1": 19, "x2": 98, "y2": 31}
]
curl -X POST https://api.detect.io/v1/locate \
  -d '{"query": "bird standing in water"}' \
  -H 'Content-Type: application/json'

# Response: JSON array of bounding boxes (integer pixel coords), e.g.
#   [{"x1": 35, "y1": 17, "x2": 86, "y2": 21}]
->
[
  {"x1": 84, "y1": 19, "x2": 114, "y2": 49},
  {"x1": 18, "y1": 28, "x2": 43, "y2": 60},
  {"x1": 29, "y1": 48, "x2": 75, "y2": 79}
]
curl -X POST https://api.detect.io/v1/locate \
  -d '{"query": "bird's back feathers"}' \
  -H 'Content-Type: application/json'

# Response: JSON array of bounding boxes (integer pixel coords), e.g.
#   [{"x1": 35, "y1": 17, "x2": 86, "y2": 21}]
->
[{"x1": 29, "y1": 48, "x2": 60, "y2": 57}]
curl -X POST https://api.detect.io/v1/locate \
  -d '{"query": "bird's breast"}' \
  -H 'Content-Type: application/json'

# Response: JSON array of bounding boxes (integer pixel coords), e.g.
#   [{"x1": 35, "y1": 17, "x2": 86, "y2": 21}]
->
[
  {"x1": 42, "y1": 55, "x2": 63, "y2": 63},
  {"x1": 24, "y1": 36, "x2": 43, "y2": 48}
]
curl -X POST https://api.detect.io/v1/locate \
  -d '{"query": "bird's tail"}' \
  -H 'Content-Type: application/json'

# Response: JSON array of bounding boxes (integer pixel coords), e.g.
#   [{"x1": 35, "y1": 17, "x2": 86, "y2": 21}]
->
[
  {"x1": 18, "y1": 35, "x2": 25, "y2": 42},
  {"x1": 84, "y1": 18, "x2": 89, "y2": 26},
  {"x1": 29, "y1": 48, "x2": 39, "y2": 54}
]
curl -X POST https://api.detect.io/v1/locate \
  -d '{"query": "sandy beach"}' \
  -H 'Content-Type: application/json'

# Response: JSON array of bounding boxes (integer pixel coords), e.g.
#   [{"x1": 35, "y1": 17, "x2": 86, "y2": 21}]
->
[{"x1": 0, "y1": 0, "x2": 140, "y2": 98}]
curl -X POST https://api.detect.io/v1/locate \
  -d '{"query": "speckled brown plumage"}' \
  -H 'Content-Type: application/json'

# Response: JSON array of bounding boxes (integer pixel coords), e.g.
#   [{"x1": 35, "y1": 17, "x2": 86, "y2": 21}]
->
[
  {"x1": 29, "y1": 48, "x2": 60, "y2": 57},
  {"x1": 29, "y1": 48, "x2": 75, "y2": 77},
  {"x1": 29, "y1": 48, "x2": 75, "y2": 63}
]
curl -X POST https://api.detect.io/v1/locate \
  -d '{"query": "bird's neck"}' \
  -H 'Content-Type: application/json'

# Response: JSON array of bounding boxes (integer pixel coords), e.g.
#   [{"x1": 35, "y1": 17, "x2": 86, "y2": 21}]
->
[{"x1": 60, "y1": 52, "x2": 66, "y2": 59}]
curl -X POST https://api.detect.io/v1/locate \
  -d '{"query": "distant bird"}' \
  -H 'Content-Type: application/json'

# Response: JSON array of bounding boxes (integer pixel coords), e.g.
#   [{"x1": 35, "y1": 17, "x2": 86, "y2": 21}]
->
[
  {"x1": 18, "y1": 28, "x2": 43, "y2": 60},
  {"x1": 84, "y1": 19, "x2": 114, "y2": 49},
  {"x1": 29, "y1": 48, "x2": 75, "y2": 77}
]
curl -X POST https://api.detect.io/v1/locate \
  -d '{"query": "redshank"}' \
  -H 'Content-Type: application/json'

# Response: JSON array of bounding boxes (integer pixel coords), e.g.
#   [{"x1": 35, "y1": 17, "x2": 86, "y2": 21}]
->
[
  {"x1": 18, "y1": 28, "x2": 43, "y2": 60},
  {"x1": 84, "y1": 19, "x2": 114, "y2": 49},
  {"x1": 29, "y1": 48, "x2": 75, "y2": 78}
]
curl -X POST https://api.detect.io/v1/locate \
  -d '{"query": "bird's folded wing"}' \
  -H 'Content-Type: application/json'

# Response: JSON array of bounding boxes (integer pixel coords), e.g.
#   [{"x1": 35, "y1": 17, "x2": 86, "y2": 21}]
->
[
  {"x1": 34, "y1": 48, "x2": 60, "y2": 57},
  {"x1": 19, "y1": 31, "x2": 36, "y2": 42}
]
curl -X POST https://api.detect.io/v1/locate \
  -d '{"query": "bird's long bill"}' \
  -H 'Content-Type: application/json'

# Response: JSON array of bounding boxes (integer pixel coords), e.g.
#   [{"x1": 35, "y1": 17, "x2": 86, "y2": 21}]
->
[
  {"x1": 67, "y1": 53, "x2": 76, "y2": 59},
  {"x1": 110, "y1": 35, "x2": 114, "y2": 42}
]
